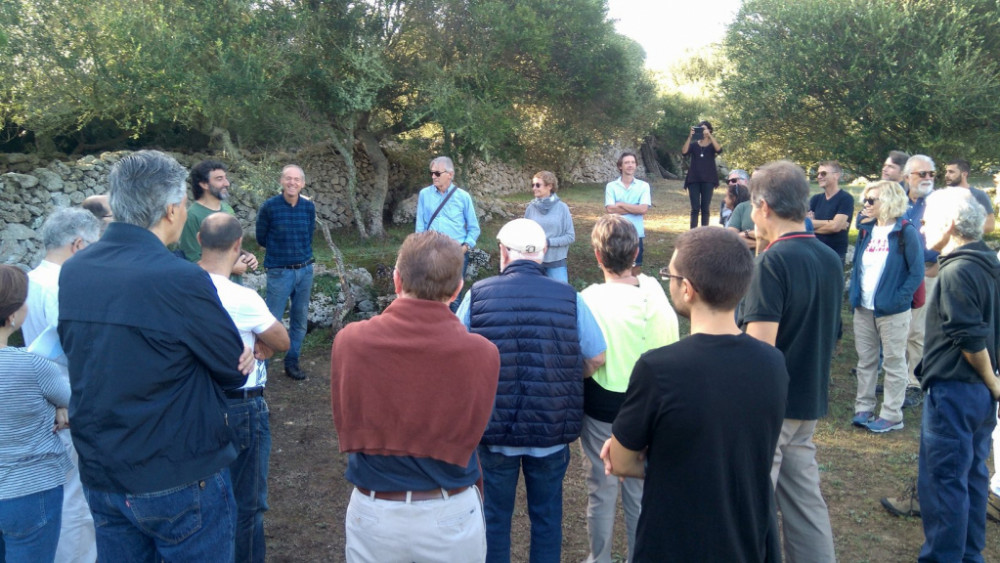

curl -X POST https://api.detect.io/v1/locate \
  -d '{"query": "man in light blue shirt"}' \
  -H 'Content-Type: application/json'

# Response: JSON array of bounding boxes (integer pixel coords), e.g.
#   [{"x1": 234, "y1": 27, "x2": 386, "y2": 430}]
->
[
  {"x1": 416, "y1": 156, "x2": 480, "y2": 283},
  {"x1": 605, "y1": 151, "x2": 651, "y2": 275}
]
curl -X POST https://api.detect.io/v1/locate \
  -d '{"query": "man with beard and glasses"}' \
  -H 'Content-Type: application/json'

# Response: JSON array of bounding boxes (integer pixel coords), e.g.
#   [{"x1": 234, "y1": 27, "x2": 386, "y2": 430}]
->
[
  {"x1": 900, "y1": 155, "x2": 938, "y2": 409},
  {"x1": 180, "y1": 160, "x2": 258, "y2": 281}
]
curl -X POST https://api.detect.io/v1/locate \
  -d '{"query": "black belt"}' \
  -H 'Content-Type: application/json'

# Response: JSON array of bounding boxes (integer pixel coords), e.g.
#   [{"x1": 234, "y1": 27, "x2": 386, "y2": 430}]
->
[
  {"x1": 226, "y1": 387, "x2": 264, "y2": 399},
  {"x1": 268, "y1": 259, "x2": 314, "y2": 270}
]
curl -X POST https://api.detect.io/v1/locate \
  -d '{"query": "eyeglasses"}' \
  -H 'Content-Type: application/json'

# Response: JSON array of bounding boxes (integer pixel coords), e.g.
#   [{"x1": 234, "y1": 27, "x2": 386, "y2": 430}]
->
[
  {"x1": 532, "y1": 182, "x2": 543, "y2": 188},
  {"x1": 863, "y1": 197, "x2": 879, "y2": 206},
  {"x1": 911, "y1": 170, "x2": 935, "y2": 178},
  {"x1": 659, "y1": 267, "x2": 684, "y2": 283},
  {"x1": 816, "y1": 171, "x2": 828, "y2": 178},
  {"x1": 727, "y1": 178, "x2": 740, "y2": 184},
  {"x1": 431, "y1": 170, "x2": 449, "y2": 177}
]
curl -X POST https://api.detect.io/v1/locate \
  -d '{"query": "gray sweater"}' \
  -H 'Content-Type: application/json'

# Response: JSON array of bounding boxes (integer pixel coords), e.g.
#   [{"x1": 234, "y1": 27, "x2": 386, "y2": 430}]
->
[{"x1": 524, "y1": 195, "x2": 575, "y2": 266}]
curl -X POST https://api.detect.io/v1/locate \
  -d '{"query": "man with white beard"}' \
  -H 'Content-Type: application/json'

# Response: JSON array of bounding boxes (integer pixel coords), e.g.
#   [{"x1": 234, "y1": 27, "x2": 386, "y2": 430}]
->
[{"x1": 900, "y1": 155, "x2": 938, "y2": 408}]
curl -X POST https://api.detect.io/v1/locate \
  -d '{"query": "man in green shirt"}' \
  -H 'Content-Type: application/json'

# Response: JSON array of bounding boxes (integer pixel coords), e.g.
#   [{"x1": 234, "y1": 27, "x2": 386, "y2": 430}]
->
[{"x1": 179, "y1": 160, "x2": 258, "y2": 278}]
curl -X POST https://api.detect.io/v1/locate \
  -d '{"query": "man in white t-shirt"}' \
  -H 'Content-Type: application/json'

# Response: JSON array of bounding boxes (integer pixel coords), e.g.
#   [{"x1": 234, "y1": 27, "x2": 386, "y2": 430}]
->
[
  {"x1": 23, "y1": 207, "x2": 101, "y2": 563},
  {"x1": 198, "y1": 212, "x2": 289, "y2": 563}
]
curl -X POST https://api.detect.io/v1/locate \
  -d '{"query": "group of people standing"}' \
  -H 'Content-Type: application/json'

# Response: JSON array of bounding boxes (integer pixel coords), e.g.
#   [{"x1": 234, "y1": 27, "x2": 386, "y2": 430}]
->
[
  {"x1": 0, "y1": 150, "x2": 312, "y2": 562},
  {"x1": 4, "y1": 142, "x2": 1000, "y2": 563}
]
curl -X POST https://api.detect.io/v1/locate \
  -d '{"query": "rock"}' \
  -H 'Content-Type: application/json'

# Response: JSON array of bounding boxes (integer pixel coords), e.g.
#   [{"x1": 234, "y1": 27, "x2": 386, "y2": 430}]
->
[
  {"x1": 34, "y1": 168, "x2": 65, "y2": 192},
  {"x1": 1, "y1": 223, "x2": 37, "y2": 241},
  {"x1": 357, "y1": 299, "x2": 375, "y2": 313},
  {"x1": 51, "y1": 193, "x2": 72, "y2": 208},
  {"x1": 393, "y1": 194, "x2": 418, "y2": 225},
  {"x1": 6, "y1": 153, "x2": 29, "y2": 164},
  {"x1": 3, "y1": 173, "x2": 39, "y2": 189}
]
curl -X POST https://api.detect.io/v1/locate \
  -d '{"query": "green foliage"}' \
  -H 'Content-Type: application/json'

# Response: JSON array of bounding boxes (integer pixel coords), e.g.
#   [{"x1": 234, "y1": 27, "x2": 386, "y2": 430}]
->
[{"x1": 720, "y1": 0, "x2": 1000, "y2": 174}]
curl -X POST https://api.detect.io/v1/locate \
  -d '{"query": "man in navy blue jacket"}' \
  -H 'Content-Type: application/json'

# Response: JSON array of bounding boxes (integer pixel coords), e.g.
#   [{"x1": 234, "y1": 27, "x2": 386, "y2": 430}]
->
[
  {"x1": 456, "y1": 218, "x2": 606, "y2": 563},
  {"x1": 59, "y1": 150, "x2": 253, "y2": 562}
]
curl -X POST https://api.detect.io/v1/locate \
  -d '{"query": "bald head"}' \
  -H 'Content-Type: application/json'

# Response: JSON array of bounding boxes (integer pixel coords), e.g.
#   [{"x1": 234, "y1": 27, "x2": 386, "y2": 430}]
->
[
  {"x1": 198, "y1": 213, "x2": 243, "y2": 253},
  {"x1": 82, "y1": 194, "x2": 113, "y2": 225}
]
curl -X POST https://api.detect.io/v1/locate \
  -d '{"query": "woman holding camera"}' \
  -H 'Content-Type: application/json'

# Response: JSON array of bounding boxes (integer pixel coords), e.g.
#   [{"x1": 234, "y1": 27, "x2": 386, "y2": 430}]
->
[
  {"x1": 681, "y1": 120, "x2": 723, "y2": 229},
  {"x1": 0, "y1": 264, "x2": 72, "y2": 562}
]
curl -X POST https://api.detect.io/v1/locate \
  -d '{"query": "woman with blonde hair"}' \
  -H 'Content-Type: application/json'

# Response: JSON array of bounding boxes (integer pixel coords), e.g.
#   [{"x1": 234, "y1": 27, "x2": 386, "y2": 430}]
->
[
  {"x1": 524, "y1": 170, "x2": 575, "y2": 282},
  {"x1": 0, "y1": 264, "x2": 71, "y2": 562},
  {"x1": 849, "y1": 181, "x2": 924, "y2": 433}
]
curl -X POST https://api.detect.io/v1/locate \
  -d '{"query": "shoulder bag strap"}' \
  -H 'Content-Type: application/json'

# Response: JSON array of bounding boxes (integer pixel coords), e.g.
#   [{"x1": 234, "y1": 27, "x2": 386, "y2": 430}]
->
[{"x1": 426, "y1": 186, "x2": 458, "y2": 230}]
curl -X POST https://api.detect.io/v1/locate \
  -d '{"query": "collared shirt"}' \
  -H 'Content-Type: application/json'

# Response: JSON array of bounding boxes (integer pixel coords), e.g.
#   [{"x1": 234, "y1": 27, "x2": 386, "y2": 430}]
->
[
  {"x1": 903, "y1": 196, "x2": 940, "y2": 263},
  {"x1": 415, "y1": 184, "x2": 480, "y2": 248},
  {"x1": 23, "y1": 260, "x2": 61, "y2": 347},
  {"x1": 256, "y1": 194, "x2": 316, "y2": 268},
  {"x1": 58, "y1": 222, "x2": 246, "y2": 494},
  {"x1": 605, "y1": 177, "x2": 651, "y2": 237}
]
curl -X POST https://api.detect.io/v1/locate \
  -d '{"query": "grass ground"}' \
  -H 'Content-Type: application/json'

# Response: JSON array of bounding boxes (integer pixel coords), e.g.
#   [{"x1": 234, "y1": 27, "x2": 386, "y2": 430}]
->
[{"x1": 261, "y1": 177, "x2": 1000, "y2": 562}]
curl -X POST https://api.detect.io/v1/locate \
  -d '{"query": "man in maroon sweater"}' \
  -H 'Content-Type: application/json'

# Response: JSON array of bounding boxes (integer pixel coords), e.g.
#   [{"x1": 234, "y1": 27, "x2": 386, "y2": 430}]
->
[{"x1": 330, "y1": 231, "x2": 500, "y2": 562}]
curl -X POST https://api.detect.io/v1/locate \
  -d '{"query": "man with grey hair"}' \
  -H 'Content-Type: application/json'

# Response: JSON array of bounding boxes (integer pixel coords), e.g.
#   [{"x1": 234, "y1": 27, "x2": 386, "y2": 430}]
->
[
  {"x1": 739, "y1": 160, "x2": 841, "y2": 563},
  {"x1": 900, "y1": 154, "x2": 938, "y2": 409},
  {"x1": 916, "y1": 187, "x2": 1000, "y2": 561},
  {"x1": 416, "y1": 155, "x2": 480, "y2": 308},
  {"x1": 456, "y1": 218, "x2": 605, "y2": 563},
  {"x1": 58, "y1": 150, "x2": 254, "y2": 562},
  {"x1": 22, "y1": 207, "x2": 101, "y2": 563},
  {"x1": 256, "y1": 164, "x2": 315, "y2": 380}
]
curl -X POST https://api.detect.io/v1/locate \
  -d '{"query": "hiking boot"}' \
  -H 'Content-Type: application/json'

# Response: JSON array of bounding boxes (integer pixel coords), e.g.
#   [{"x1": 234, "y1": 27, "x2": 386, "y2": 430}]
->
[
  {"x1": 882, "y1": 479, "x2": 920, "y2": 517},
  {"x1": 852, "y1": 411, "x2": 874, "y2": 427},
  {"x1": 902, "y1": 386, "x2": 924, "y2": 409},
  {"x1": 988, "y1": 491, "x2": 1000, "y2": 523},
  {"x1": 866, "y1": 417, "x2": 904, "y2": 433}
]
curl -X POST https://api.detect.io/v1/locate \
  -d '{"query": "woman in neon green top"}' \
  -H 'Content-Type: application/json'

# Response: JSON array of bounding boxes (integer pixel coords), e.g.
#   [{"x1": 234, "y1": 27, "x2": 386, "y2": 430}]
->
[{"x1": 578, "y1": 215, "x2": 679, "y2": 563}]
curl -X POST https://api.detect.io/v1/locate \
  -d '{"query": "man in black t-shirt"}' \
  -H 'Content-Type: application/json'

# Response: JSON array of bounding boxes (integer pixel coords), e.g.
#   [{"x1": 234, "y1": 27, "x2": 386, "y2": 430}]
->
[
  {"x1": 740, "y1": 161, "x2": 842, "y2": 563},
  {"x1": 604, "y1": 228, "x2": 788, "y2": 562},
  {"x1": 807, "y1": 160, "x2": 855, "y2": 263}
]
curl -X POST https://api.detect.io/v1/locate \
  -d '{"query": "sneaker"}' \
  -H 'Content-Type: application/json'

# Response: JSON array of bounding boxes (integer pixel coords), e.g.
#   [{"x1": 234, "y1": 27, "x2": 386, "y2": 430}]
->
[
  {"x1": 851, "y1": 411, "x2": 874, "y2": 427},
  {"x1": 902, "y1": 386, "x2": 924, "y2": 409},
  {"x1": 988, "y1": 491, "x2": 1000, "y2": 523},
  {"x1": 866, "y1": 417, "x2": 904, "y2": 433},
  {"x1": 882, "y1": 479, "x2": 920, "y2": 517}
]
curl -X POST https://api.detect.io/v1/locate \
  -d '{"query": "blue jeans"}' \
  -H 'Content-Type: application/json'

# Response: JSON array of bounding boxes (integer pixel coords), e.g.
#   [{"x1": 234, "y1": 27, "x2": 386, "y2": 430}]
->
[
  {"x1": 478, "y1": 445, "x2": 570, "y2": 563},
  {"x1": 0, "y1": 485, "x2": 63, "y2": 563},
  {"x1": 84, "y1": 470, "x2": 236, "y2": 563},
  {"x1": 543, "y1": 266, "x2": 568, "y2": 283},
  {"x1": 918, "y1": 381, "x2": 996, "y2": 563},
  {"x1": 265, "y1": 264, "x2": 313, "y2": 367},
  {"x1": 227, "y1": 396, "x2": 270, "y2": 563}
]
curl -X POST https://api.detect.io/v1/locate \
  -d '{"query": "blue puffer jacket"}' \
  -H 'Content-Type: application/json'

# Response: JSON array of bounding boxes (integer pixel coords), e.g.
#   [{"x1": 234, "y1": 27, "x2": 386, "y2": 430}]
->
[
  {"x1": 469, "y1": 260, "x2": 584, "y2": 447},
  {"x1": 849, "y1": 218, "x2": 925, "y2": 317}
]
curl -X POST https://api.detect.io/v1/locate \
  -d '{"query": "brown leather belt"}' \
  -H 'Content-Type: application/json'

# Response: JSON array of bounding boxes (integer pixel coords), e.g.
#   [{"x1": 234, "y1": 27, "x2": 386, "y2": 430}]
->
[{"x1": 356, "y1": 486, "x2": 469, "y2": 502}]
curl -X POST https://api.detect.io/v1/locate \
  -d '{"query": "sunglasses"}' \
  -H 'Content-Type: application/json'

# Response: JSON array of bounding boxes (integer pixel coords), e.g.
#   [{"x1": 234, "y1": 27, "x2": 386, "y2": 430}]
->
[
  {"x1": 431, "y1": 171, "x2": 449, "y2": 177},
  {"x1": 816, "y1": 171, "x2": 828, "y2": 178},
  {"x1": 911, "y1": 170, "x2": 935, "y2": 178},
  {"x1": 863, "y1": 197, "x2": 879, "y2": 206},
  {"x1": 727, "y1": 178, "x2": 740, "y2": 184},
  {"x1": 532, "y1": 182, "x2": 544, "y2": 188}
]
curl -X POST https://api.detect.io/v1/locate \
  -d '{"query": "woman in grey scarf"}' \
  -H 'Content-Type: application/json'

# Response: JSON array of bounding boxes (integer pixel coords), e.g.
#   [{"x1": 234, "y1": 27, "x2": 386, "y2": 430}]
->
[{"x1": 524, "y1": 171, "x2": 575, "y2": 282}]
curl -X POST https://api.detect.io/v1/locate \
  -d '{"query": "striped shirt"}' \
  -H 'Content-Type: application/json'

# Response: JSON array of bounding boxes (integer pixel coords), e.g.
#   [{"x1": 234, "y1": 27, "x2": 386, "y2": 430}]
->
[
  {"x1": 0, "y1": 347, "x2": 71, "y2": 499},
  {"x1": 256, "y1": 194, "x2": 316, "y2": 268}
]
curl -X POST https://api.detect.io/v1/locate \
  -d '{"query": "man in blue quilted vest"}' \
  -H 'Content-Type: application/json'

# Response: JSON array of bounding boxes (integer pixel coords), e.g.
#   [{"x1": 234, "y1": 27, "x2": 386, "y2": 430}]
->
[{"x1": 457, "y1": 218, "x2": 606, "y2": 563}]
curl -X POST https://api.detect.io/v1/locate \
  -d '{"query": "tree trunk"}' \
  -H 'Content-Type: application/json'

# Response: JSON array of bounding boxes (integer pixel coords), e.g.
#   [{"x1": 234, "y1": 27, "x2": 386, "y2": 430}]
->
[
  {"x1": 641, "y1": 136, "x2": 677, "y2": 179},
  {"x1": 315, "y1": 219, "x2": 354, "y2": 332},
  {"x1": 329, "y1": 127, "x2": 368, "y2": 239},
  {"x1": 356, "y1": 127, "x2": 387, "y2": 238},
  {"x1": 209, "y1": 127, "x2": 253, "y2": 168}
]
